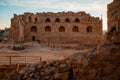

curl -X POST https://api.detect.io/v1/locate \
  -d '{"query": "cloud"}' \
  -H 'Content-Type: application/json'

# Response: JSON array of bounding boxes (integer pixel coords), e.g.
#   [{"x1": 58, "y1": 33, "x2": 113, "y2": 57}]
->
[
  {"x1": 0, "y1": 0, "x2": 112, "y2": 30},
  {"x1": 0, "y1": 0, "x2": 107, "y2": 11},
  {"x1": 0, "y1": 0, "x2": 109, "y2": 17},
  {"x1": 0, "y1": 0, "x2": 111, "y2": 14},
  {"x1": 0, "y1": 2, "x2": 6, "y2": 5}
]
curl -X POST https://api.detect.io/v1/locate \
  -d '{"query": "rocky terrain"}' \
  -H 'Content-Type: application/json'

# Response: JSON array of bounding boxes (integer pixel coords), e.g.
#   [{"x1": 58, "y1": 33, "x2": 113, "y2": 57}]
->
[
  {"x1": 8, "y1": 51, "x2": 120, "y2": 80},
  {"x1": 7, "y1": 30, "x2": 120, "y2": 80},
  {"x1": 0, "y1": 65, "x2": 25, "y2": 80}
]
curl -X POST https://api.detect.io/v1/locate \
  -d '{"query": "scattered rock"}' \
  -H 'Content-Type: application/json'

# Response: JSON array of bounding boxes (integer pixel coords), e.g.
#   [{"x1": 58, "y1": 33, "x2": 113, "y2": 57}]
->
[{"x1": 8, "y1": 29, "x2": 120, "y2": 80}]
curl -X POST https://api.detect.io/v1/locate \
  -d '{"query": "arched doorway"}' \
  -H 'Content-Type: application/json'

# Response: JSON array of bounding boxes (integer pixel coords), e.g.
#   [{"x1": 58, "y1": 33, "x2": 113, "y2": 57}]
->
[
  {"x1": 31, "y1": 26, "x2": 37, "y2": 41},
  {"x1": 65, "y1": 18, "x2": 70, "y2": 22},
  {"x1": 45, "y1": 18, "x2": 50, "y2": 22},
  {"x1": 55, "y1": 18, "x2": 60, "y2": 22},
  {"x1": 59, "y1": 26, "x2": 65, "y2": 32},
  {"x1": 86, "y1": 26, "x2": 92, "y2": 33},
  {"x1": 45, "y1": 26, "x2": 51, "y2": 32},
  {"x1": 32, "y1": 36, "x2": 35, "y2": 41},
  {"x1": 73, "y1": 26, "x2": 79, "y2": 32},
  {"x1": 29, "y1": 16, "x2": 32, "y2": 22},
  {"x1": 75, "y1": 18, "x2": 80, "y2": 22},
  {"x1": 35, "y1": 17, "x2": 37, "y2": 22},
  {"x1": 31, "y1": 26, "x2": 37, "y2": 33}
]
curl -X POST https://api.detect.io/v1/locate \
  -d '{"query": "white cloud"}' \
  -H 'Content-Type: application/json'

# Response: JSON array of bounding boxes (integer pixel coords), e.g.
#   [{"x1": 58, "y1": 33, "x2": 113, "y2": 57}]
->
[
  {"x1": 0, "y1": 0, "x2": 112, "y2": 30},
  {"x1": 0, "y1": 0, "x2": 107, "y2": 12},
  {"x1": 0, "y1": 0, "x2": 107, "y2": 10},
  {"x1": 0, "y1": 2, "x2": 6, "y2": 5}
]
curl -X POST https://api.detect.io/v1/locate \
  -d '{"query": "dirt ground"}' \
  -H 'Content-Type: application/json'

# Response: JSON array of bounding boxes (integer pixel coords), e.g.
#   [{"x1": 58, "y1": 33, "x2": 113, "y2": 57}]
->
[{"x1": 0, "y1": 42, "x2": 89, "y2": 64}]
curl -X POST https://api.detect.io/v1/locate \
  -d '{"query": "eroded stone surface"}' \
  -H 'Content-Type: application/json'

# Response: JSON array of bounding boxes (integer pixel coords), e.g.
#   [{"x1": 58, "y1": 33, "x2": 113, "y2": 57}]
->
[
  {"x1": 9, "y1": 11, "x2": 103, "y2": 49},
  {"x1": 7, "y1": 0, "x2": 120, "y2": 80}
]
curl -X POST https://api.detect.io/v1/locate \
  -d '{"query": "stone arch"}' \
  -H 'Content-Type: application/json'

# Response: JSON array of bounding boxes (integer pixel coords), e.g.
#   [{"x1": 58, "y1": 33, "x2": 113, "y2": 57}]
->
[
  {"x1": 29, "y1": 16, "x2": 32, "y2": 22},
  {"x1": 55, "y1": 18, "x2": 60, "y2": 22},
  {"x1": 73, "y1": 26, "x2": 79, "y2": 32},
  {"x1": 45, "y1": 18, "x2": 50, "y2": 22},
  {"x1": 86, "y1": 26, "x2": 92, "y2": 33},
  {"x1": 45, "y1": 26, "x2": 51, "y2": 32},
  {"x1": 65, "y1": 18, "x2": 70, "y2": 22},
  {"x1": 31, "y1": 26, "x2": 37, "y2": 33},
  {"x1": 35, "y1": 17, "x2": 38, "y2": 22},
  {"x1": 75, "y1": 18, "x2": 80, "y2": 22},
  {"x1": 59, "y1": 26, "x2": 65, "y2": 32}
]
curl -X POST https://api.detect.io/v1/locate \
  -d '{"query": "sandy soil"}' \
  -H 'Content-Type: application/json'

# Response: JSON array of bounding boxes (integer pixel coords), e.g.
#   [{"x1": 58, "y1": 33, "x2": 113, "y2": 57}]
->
[{"x1": 0, "y1": 42, "x2": 88, "y2": 64}]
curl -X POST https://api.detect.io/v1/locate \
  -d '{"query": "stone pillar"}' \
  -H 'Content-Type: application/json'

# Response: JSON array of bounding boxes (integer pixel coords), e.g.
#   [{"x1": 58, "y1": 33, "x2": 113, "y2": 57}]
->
[{"x1": 19, "y1": 20, "x2": 24, "y2": 43}]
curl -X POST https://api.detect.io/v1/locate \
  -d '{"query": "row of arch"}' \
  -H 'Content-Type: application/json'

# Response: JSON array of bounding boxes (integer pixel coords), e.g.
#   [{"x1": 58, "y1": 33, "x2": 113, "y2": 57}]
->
[
  {"x1": 29, "y1": 17, "x2": 80, "y2": 23},
  {"x1": 31, "y1": 26, "x2": 92, "y2": 33}
]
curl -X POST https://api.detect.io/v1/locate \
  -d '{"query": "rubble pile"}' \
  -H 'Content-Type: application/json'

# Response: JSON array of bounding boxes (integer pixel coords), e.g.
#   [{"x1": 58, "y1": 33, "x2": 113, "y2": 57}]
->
[
  {"x1": 8, "y1": 42, "x2": 40, "y2": 50},
  {"x1": 8, "y1": 22, "x2": 120, "y2": 80},
  {"x1": 8, "y1": 58, "x2": 73, "y2": 80},
  {"x1": 8, "y1": 46, "x2": 120, "y2": 80}
]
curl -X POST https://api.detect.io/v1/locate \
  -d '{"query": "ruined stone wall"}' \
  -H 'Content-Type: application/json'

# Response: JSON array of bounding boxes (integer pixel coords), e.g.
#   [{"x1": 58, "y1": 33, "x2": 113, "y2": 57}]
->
[
  {"x1": 8, "y1": 1, "x2": 120, "y2": 80},
  {"x1": 107, "y1": 0, "x2": 120, "y2": 32},
  {"x1": 10, "y1": 11, "x2": 103, "y2": 45}
]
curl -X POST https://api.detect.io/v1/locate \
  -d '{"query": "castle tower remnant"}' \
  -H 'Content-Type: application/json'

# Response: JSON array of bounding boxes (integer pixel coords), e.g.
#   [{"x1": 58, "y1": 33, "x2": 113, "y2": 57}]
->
[{"x1": 107, "y1": 0, "x2": 120, "y2": 32}]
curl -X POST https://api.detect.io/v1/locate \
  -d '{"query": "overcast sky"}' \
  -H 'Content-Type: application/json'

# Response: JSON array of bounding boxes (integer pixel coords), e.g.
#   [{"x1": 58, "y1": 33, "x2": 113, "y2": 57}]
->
[{"x1": 0, "y1": 0, "x2": 112, "y2": 30}]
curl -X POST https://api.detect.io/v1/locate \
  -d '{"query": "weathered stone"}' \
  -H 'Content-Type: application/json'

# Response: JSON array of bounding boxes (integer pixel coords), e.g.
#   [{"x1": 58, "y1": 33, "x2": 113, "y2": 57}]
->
[
  {"x1": 22, "y1": 75, "x2": 28, "y2": 80},
  {"x1": 36, "y1": 64, "x2": 43, "y2": 69},
  {"x1": 30, "y1": 73, "x2": 35, "y2": 78},
  {"x1": 19, "y1": 69, "x2": 25, "y2": 75},
  {"x1": 12, "y1": 44, "x2": 24, "y2": 50},
  {"x1": 8, "y1": 72, "x2": 22, "y2": 80},
  {"x1": 7, "y1": 0, "x2": 120, "y2": 80},
  {"x1": 88, "y1": 69, "x2": 97, "y2": 79},
  {"x1": 103, "y1": 63, "x2": 115, "y2": 75},
  {"x1": 9, "y1": 11, "x2": 103, "y2": 49},
  {"x1": 56, "y1": 63, "x2": 70, "y2": 73},
  {"x1": 53, "y1": 72, "x2": 69, "y2": 80},
  {"x1": 29, "y1": 64, "x2": 37, "y2": 71},
  {"x1": 107, "y1": 0, "x2": 120, "y2": 32}
]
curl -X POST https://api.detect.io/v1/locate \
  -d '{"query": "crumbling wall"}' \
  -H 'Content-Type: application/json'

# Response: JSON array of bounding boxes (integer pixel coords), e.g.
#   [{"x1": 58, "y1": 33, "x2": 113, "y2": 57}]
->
[
  {"x1": 107, "y1": 0, "x2": 120, "y2": 32},
  {"x1": 10, "y1": 11, "x2": 103, "y2": 46},
  {"x1": 7, "y1": 46, "x2": 120, "y2": 80}
]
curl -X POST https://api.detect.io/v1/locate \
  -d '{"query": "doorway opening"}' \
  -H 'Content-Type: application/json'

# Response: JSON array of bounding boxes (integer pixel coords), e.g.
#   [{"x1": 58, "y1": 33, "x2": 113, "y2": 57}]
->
[
  {"x1": 32, "y1": 36, "x2": 35, "y2": 41},
  {"x1": 110, "y1": 27, "x2": 116, "y2": 32}
]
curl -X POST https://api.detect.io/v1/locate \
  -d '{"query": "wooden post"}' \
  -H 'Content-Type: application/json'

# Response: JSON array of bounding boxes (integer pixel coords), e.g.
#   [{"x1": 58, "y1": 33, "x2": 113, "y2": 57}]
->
[
  {"x1": 9, "y1": 56, "x2": 11, "y2": 65},
  {"x1": 40, "y1": 57, "x2": 42, "y2": 62},
  {"x1": 16, "y1": 64, "x2": 20, "y2": 71},
  {"x1": 25, "y1": 56, "x2": 26, "y2": 65}
]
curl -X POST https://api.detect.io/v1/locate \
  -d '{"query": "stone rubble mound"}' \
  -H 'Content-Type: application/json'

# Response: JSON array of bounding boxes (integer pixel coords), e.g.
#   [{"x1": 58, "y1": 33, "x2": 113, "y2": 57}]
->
[
  {"x1": 8, "y1": 42, "x2": 40, "y2": 50},
  {"x1": 8, "y1": 30, "x2": 120, "y2": 80},
  {"x1": 8, "y1": 47, "x2": 120, "y2": 80}
]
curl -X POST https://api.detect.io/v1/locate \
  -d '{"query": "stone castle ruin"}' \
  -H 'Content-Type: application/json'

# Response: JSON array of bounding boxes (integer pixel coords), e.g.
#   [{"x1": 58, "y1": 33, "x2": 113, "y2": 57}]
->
[
  {"x1": 5, "y1": 0, "x2": 120, "y2": 80},
  {"x1": 97, "y1": 0, "x2": 120, "y2": 54},
  {"x1": 9, "y1": 11, "x2": 103, "y2": 48},
  {"x1": 107, "y1": 0, "x2": 120, "y2": 32}
]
